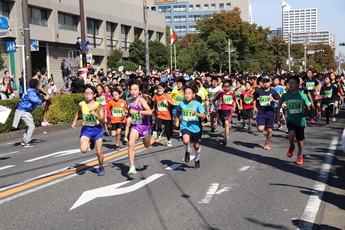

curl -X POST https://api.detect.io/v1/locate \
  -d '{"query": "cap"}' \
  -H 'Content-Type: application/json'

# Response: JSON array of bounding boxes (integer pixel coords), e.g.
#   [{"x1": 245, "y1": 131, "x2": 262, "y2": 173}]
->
[
  {"x1": 160, "y1": 76, "x2": 168, "y2": 82},
  {"x1": 262, "y1": 76, "x2": 271, "y2": 81}
]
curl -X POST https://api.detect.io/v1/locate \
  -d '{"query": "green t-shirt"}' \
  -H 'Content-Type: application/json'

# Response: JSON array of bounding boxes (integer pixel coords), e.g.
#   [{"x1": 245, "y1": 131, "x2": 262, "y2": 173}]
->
[{"x1": 281, "y1": 91, "x2": 310, "y2": 127}]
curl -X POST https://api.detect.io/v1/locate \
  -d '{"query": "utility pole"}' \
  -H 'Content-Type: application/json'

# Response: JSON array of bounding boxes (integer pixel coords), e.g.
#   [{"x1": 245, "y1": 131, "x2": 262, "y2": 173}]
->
[
  {"x1": 228, "y1": 38, "x2": 231, "y2": 74},
  {"x1": 22, "y1": 0, "x2": 32, "y2": 82},
  {"x1": 288, "y1": 32, "x2": 291, "y2": 71},
  {"x1": 143, "y1": 0, "x2": 150, "y2": 76},
  {"x1": 303, "y1": 36, "x2": 309, "y2": 71},
  {"x1": 79, "y1": 0, "x2": 87, "y2": 67}
]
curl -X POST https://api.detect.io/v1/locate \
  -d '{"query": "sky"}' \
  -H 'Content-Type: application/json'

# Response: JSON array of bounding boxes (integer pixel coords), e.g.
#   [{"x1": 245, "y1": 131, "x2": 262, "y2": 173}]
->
[{"x1": 250, "y1": 0, "x2": 345, "y2": 56}]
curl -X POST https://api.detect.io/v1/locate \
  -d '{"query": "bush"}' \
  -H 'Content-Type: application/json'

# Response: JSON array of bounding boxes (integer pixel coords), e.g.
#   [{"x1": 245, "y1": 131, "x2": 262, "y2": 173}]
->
[{"x1": 115, "y1": 60, "x2": 138, "y2": 72}]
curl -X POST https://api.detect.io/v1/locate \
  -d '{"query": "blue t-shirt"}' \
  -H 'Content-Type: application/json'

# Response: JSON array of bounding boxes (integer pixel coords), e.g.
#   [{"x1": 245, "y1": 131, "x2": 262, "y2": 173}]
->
[
  {"x1": 178, "y1": 100, "x2": 205, "y2": 133},
  {"x1": 272, "y1": 85, "x2": 285, "y2": 107}
]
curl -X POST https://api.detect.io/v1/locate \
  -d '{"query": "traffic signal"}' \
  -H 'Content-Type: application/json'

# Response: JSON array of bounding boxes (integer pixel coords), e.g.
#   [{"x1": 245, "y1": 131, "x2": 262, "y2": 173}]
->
[
  {"x1": 340, "y1": 43, "x2": 345, "y2": 46},
  {"x1": 315, "y1": 50, "x2": 324, "y2": 53}
]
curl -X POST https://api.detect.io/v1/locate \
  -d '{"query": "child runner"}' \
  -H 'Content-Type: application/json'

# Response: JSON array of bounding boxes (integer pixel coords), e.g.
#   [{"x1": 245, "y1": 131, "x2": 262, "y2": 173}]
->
[
  {"x1": 127, "y1": 82, "x2": 156, "y2": 175},
  {"x1": 271, "y1": 76, "x2": 285, "y2": 129},
  {"x1": 178, "y1": 85, "x2": 206, "y2": 169},
  {"x1": 207, "y1": 77, "x2": 222, "y2": 132},
  {"x1": 303, "y1": 70, "x2": 318, "y2": 123},
  {"x1": 96, "y1": 84, "x2": 113, "y2": 135},
  {"x1": 153, "y1": 82, "x2": 174, "y2": 146},
  {"x1": 213, "y1": 80, "x2": 239, "y2": 146},
  {"x1": 72, "y1": 86, "x2": 106, "y2": 176},
  {"x1": 170, "y1": 77, "x2": 185, "y2": 130},
  {"x1": 253, "y1": 76, "x2": 280, "y2": 150},
  {"x1": 240, "y1": 81, "x2": 255, "y2": 132},
  {"x1": 320, "y1": 75, "x2": 338, "y2": 126},
  {"x1": 104, "y1": 88, "x2": 127, "y2": 150},
  {"x1": 278, "y1": 76, "x2": 311, "y2": 165}
]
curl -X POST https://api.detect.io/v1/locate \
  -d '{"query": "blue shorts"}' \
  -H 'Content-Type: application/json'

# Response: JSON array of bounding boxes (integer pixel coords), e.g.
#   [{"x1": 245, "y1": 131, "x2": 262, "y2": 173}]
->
[
  {"x1": 181, "y1": 129, "x2": 202, "y2": 143},
  {"x1": 80, "y1": 124, "x2": 103, "y2": 141},
  {"x1": 256, "y1": 110, "x2": 275, "y2": 128}
]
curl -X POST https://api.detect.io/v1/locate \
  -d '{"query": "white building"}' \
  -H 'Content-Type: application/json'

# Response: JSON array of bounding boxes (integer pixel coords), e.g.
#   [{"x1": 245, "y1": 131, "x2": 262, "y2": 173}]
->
[{"x1": 291, "y1": 31, "x2": 335, "y2": 49}]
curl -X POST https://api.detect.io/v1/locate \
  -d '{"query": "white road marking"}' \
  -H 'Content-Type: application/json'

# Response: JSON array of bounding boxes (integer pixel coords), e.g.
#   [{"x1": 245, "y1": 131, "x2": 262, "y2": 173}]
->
[
  {"x1": 215, "y1": 185, "x2": 231, "y2": 195},
  {"x1": 70, "y1": 173, "x2": 164, "y2": 210},
  {"x1": 0, "y1": 165, "x2": 15, "y2": 171},
  {"x1": 165, "y1": 164, "x2": 183, "y2": 170},
  {"x1": 24, "y1": 149, "x2": 81, "y2": 162},
  {"x1": 297, "y1": 136, "x2": 338, "y2": 230},
  {"x1": 198, "y1": 183, "x2": 220, "y2": 204},
  {"x1": 0, "y1": 151, "x2": 19, "y2": 157},
  {"x1": 239, "y1": 166, "x2": 250, "y2": 172}
]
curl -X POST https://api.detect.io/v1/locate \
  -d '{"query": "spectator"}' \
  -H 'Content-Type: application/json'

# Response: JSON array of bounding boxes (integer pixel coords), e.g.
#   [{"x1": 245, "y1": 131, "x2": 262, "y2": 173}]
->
[
  {"x1": 60, "y1": 59, "x2": 71, "y2": 88},
  {"x1": 0, "y1": 77, "x2": 9, "y2": 100},
  {"x1": 73, "y1": 71, "x2": 86, "y2": 93}
]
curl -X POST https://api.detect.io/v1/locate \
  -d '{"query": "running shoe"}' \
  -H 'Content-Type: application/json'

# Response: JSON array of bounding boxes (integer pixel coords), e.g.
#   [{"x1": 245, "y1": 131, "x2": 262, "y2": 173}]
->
[
  {"x1": 296, "y1": 155, "x2": 303, "y2": 165},
  {"x1": 317, "y1": 113, "x2": 321, "y2": 120},
  {"x1": 105, "y1": 130, "x2": 110, "y2": 136},
  {"x1": 184, "y1": 151, "x2": 190, "y2": 163},
  {"x1": 335, "y1": 108, "x2": 339, "y2": 115},
  {"x1": 194, "y1": 160, "x2": 200, "y2": 170},
  {"x1": 152, "y1": 131, "x2": 158, "y2": 139},
  {"x1": 115, "y1": 145, "x2": 121, "y2": 151},
  {"x1": 247, "y1": 126, "x2": 252, "y2": 132},
  {"x1": 277, "y1": 124, "x2": 282, "y2": 129},
  {"x1": 326, "y1": 122, "x2": 330, "y2": 126},
  {"x1": 21, "y1": 140, "x2": 28, "y2": 146},
  {"x1": 24, "y1": 143, "x2": 36, "y2": 148},
  {"x1": 128, "y1": 165, "x2": 137, "y2": 175},
  {"x1": 167, "y1": 140, "x2": 172, "y2": 147},
  {"x1": 221, "y1": 139, "x2": 227, "y2": 146},
  {"x1": 97, "y1": 167, "x2": 105, "y2": 176},
  {"x1": 310, "y1": 119, "x2": 315, "y2": 124},
  {"x1": 45, "y1": 121, "x2": 52, "y2": 126},
  {"x1": 211, "y1": 127, "x2": 215, "y2": 133},
  {"x1": 287, "y1": 145, "x2": 295, "y2": 158},
  {"x1": 332, "y1": 117, "x2": 336, "y2": 122},
  {"x1": 90, "y1": 140, "x2": 95, "y2": 150},
  {"x1": 109, "y1": 135, "x2": 114, "y2": 138},
  {"x1": 123, "y1": 137, "x2": 129, "y2": 144},
  {"x1": 263, "y1": 143, "x2": 270, "y2": 150},
  {"x1": 41, "y1": 121, "x2": 48, "y2": 127}
]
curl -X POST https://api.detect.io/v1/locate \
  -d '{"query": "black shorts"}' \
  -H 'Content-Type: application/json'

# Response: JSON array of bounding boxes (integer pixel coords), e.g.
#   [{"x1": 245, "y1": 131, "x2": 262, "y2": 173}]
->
[
  {"x1": 287, "y1": 121, "x2": 305, "y2": 141},
  {"x1": 111, "y1": 123, "x2": 125, "y2": 130},
  {"x1": 242, "y1": 108, "x2": 253, "y2": 119},
  {"x1": 218, "y1": 110, "x2": 232, "y2": 122},
  {"x1": 181, "y1": 129, "x2": 202, "y2": 143}
]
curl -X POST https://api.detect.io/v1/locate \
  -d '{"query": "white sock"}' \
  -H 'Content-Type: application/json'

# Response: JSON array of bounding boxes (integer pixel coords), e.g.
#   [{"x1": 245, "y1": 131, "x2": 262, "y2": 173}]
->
[
  {"x1": 194, "y1": 147, "x2": 201, "y2": 162},
  {"x1": 184, "y1": 143, "x2": 190, "y2": 152}
]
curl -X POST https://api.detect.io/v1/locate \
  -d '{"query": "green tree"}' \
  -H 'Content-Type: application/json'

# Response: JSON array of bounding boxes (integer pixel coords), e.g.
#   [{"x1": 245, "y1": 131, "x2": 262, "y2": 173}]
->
[
  {"x1": 149, "y1": 40, "x2": 168, "y2": 70},
  {"x1": 129, "y1": 37, "x2": 145, "y2": 67},
  {"x1": 206, "y1": 29, "x2": 228, "y2": 72},
  {"x1": 115, "y1": 60, "x2": 138, "y2": 72},
  {"x1": 266, "y1": 36, "x2": 287, "y2": 72},
  {"x1": 107, "y1": 48, "x2": 123, "y2": 70}
]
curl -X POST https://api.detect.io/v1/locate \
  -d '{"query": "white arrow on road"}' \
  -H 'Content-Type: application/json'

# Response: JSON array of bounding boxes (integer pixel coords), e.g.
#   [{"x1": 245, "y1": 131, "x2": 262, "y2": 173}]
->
[{"x1": 70, "y1": 173, "x2": 164, "y2": 210}]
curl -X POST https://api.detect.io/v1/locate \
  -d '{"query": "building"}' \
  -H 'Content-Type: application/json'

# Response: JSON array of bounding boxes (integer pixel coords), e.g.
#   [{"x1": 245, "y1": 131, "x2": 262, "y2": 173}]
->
[
  {"x1": 0, "y1": 0, "x2": 165, "y2": 89},
  {"x1": 282, "y1": 1, "x2": 317, "y2": 41},
  {"x1": 291, "y1": 31, "x2": 335, "y2": 49},
  {"x1": 145, "y1": 0, "x2": 250, "y2": 37}
]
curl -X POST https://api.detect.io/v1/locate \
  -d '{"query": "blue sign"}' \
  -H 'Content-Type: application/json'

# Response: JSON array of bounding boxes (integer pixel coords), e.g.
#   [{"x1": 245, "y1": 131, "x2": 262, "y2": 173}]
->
[
  {"x1": 30, "y1": 40, "x2": 39, "y2": 51},
  {"x1": 6, "y1": 42, "x2": 17, "y2": 52},
  {"x1": 0, "y1": 16, "x2": 9, "y2": 30}
]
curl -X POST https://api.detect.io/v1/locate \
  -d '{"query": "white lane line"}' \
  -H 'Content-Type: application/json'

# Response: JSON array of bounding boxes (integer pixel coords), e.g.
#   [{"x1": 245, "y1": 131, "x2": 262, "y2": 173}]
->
[
  {"x1": 0, "y1": 165, "x2": 15, "y2": 171},
  {"x1": 239, "y1": 166, "x2": 250, "y2": 172},
  {"x1": 0, "y1": 151, "x2": 19, "y2": 157},
  {"x1": 297, "y1": 136, "x2": 338, "y2": 230},
  {"x1": 165, "y1": 164, "x2": 183, "y2": 170},
  {"x1": 198, "y1": 183, "x2": 220, "y2": 204}
]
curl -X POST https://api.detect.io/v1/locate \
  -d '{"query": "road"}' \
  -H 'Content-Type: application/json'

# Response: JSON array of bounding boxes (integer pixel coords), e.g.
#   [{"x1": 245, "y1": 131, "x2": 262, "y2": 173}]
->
[{"x1": 0, "y1": 113, "x2": 343, "y2": 230}]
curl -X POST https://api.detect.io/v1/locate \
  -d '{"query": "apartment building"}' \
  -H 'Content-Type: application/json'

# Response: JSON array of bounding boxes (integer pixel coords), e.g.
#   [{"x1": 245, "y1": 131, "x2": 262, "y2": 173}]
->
[
  {"x1": 0, "y1": 0, "x2": 165, "y2": 87},
  {"x1": 291, "y1": 31, "x2": 335, "y2": 49}
]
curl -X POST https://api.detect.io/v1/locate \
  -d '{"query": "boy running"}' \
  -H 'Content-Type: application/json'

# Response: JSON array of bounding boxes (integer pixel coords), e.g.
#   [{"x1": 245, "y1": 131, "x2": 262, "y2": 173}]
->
[{"x1": 240, "y1": 81, "x2": 255, "y2": 132}]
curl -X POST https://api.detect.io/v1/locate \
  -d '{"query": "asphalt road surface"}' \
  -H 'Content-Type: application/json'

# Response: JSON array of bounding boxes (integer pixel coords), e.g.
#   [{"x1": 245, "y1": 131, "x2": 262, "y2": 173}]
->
[{"x1": 0, "y1": 112, "x2": 343, "y2": 230}]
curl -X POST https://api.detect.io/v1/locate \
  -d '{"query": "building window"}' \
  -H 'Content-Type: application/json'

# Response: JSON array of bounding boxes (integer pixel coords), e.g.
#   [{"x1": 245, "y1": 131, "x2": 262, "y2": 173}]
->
[
  {"x1": 58, "y1": 13, "x2": 77, "y2": 31},
  {"x1": 196, "y1": 4, "x2": 201, "y2": 10},
  {"x1": 0, "y1": 1, "x2": 10, "y2": 18},
  {"x1": 189, "y1": 5, "x2": 194, "y2": 11},
  {"x1": 165, "y1": 16, "x2": 172, "y2": 23},
  {"x1": 156, "y1": 32, "x2": 163, "y2": 41},
  {"x1": 211, "y1": 3, "x2": 216, "y2": 9},
  {"x1": 189, "y1": 25, "x2": 197, "y2": 33},
  {"x1": 189, "y1": 15, "x2": 201, "y2": 22},
  {"x1": 158, "y1": 6, "x2": 171, "y2": 13},
  {"x1": 174, "y1": 16, "x2": 186, "y2": 23},
  {"x1": 175, "y1": 26, "x2": 186, "y2": 34},
  {"x1": 29, "y1": 7, "x2": 48, "y2": 26},
  {"x1": 219, "y1": 3, "x2": 224, "y2": 9},
  {"x1": 87, "y1": 18, "x2": 101, "y2": 35},
  {"x1": 106, "y1": 22, "x2": 117, "y2": 38},
  {"x1": 151, "y1": 7, "x2": 156, "y2": 11},
  {"x1": 173, "y1": 5, "x2": 186, "y2": 13},
  {"x1": 226, "y1": 3, "x2": 231, "y2": 9},
  {"x1": 121, "y1": 25, "x2": 130, "y2": 51},
  {"x1": 204, "y1": 4, "x2": 209, "y2": 9}
]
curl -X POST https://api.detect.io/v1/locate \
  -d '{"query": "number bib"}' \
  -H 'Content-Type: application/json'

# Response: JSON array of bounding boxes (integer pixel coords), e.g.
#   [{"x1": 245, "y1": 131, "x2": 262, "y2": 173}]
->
[
  {"x1": 83, "y1": 114, "x2": 98, "y2": 126},
  {"x1": 244, "y1": 96, "x2": 253, "y2": 104},
  {"x1": 259, "y1": 95, "x2": 270, "y2": 106},
  {"x1": 223, "y1": 95, "x2": 233, "y2": 105},
  {"x1": 182, "y1": 108, "x2": 196, "y2": 121},
  {"x1": 287, "y1": 100, "x2": 302, "y2": 114},
  {"x1": 157, "y1": 101, "x2": 168, "y2": 111},
  {"x1": 131, "y1": 113, "x2": 142, "y2": 125},
  {"x1": 306, "y1": 82, "x2": 314, "y2": 90},
  {"x1": 112, "y1": 108, "x2": 123, "y2": 117},
  {"x1": 324, "y1": 90, "x2": 332, "y2": 98},
  {"x1": 96, "y1": 96, "x2": 106, "y2": 105},
  {"x1": 175, "y1": 96, "x2": 184, "y2": 104}
]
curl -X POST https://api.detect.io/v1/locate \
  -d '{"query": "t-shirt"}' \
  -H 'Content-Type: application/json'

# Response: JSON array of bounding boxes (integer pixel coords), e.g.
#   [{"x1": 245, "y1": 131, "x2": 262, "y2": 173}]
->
[
  {"x1": 153, "y1": 93, "x2": 172, "y2": 120},
  {"x1": 208, "y1": 86, "x2": 222, "y2": 100},
  {"x1": 272, "y1": 85, "x2": 285, "y2": 107},
  {"x1": 240, "y1": 90, "x2": 254, "y2": 110},
  {"x1": 303, "y1": 78, "x2": 318, "y2": 93},
  {"x1": 280, "y1": 91, "x2": 311, "y2": 127},
  {"x1": 320, "y1": 84, "x2": 338, "y2": 105},
  {"x1": 170, "y1": 87, "x2": 184, "y2": 106},
  {"x1": 213, "y1": 90, "x2": 237, "y2": 110},
  {"x1": 38, "y1": 76, "x2": 48, "y2": 96},
  {"x1": 178, "y1": 100, "x2": 205, "y2": 133},
  {"x1": 104, "y1": 99, "x2": 127, "y2": 124},
  {"x1": 254, "y1": 88, "x2": 280, "y2": 110}
]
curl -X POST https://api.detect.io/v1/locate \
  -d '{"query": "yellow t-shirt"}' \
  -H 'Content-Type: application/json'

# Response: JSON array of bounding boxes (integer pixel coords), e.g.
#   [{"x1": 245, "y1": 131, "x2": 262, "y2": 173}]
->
[
  {"x1": 170, "y1": 87, "x2": 184, "y2": 106},
  {"x1": 81, "y1": 101, "x2": 101, "y2": 126}
]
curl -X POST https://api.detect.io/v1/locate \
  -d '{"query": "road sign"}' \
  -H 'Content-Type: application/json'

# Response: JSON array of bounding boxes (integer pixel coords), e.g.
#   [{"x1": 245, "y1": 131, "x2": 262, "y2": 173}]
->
[
  {"x1": 6, "y1": 42, "x2": 17, "y2": 52},
  {"x1": 0, "y1": 16, "x2": 9, "y2": 30},
  {"x1": 30, "y1": 40, "x2": 39, "y2": 51},
  {"x1": 0, "y1": 29, "x2": 12, "y2": 38},
  {"x1": 340, "y1": 43, "x2": 345, "y2": 46}
]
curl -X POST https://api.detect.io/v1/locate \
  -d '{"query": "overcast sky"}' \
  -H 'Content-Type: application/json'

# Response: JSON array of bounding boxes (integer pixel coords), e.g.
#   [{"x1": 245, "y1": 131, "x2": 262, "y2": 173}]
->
[{"x1": 250, "y1": 0, "x2": 344, "y2": 56}]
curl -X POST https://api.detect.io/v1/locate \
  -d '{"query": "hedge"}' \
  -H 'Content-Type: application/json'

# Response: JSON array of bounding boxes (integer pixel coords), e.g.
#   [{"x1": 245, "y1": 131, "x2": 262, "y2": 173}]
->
[{"x1": 0, "y1": 93, "x2": 84, "y2": 134}]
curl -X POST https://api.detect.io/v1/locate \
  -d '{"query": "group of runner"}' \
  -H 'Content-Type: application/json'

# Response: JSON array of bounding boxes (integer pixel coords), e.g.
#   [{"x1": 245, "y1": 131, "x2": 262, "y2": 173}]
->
[{"x1": 71, "y1": 69, "x2": 344, "y2": 176}]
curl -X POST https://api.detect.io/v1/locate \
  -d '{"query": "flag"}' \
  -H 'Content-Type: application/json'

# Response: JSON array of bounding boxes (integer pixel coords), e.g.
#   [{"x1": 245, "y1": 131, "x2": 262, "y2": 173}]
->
[{"x1": 170, "y1": 28, "x2": 176, "y2": 45}]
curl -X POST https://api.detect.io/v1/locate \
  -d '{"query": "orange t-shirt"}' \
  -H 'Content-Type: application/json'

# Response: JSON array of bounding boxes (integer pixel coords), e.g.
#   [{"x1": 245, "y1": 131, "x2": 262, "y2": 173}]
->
[
  {"x1": 153, "y1": 93, "x2": 172, "y2": 120},
  {"x1": 104, "y1": 99, "x2": 127, "y2": 123}
]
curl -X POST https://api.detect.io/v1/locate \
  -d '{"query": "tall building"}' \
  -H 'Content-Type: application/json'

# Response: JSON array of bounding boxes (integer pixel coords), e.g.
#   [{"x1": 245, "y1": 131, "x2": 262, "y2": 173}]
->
[
  {"x1": 282, "y1": 1, "x2": 317, "y2": 41},
  {"x1": 0, "y1": 0, "x2": 165, "y2": 88},
  {"x1": 291, "y1": 31, "x2": 335, "y2": 49},
  {"x1": 146, "y1": 0, "x2": 250, "y2": 37}
]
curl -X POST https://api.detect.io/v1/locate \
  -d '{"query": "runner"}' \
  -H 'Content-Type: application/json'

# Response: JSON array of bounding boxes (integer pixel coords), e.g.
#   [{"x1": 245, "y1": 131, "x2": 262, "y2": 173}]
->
[
  {"x1": 96, "y1": 84, "x2": 113, "y2": 136},
  {"x1": 207, "y1": 77, "x2": 222, "y2": 132},
  {"x1": 178, "y1": 85, "x2": 205, "y2": 170},
  {"x1": 240, "y1": 81, "x2": 255, "y2": 132},
  {"x1": 253, "y1": 76, "x2": 280, "y2": 150},
  {"x1": 303, "y1": 70, "x2": 318, "y2": 123},
  {"x1": 320, "y1": 75, "x2": 338, "y2": 126},
  {"x1": 71, "y1": 86, "x2": 106, "y2": 176},
  {"x1": 277, "y1": 76, "x2": 311, "y2": 165},
  {"x1": 213, "y1": 80, "x2": 239, "y2": 146},
  {"x1": 271, "y1": 76, "x2": 285, "y2": 129},
  {"x1": 170, "y1": 77, "x2": 186, "y2": 130},
  {"x1": 127, "y1": 82, "x2": 156, "y2": 175}
]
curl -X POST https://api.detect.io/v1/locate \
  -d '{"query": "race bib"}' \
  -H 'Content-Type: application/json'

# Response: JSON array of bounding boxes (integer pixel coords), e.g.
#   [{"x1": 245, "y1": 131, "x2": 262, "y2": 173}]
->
[
  {"x1": 244, "y1": 96, "x2": 253, "y2": 104},
  {"x1": 182, "y1": 108, "x2": 196, "y2": 121},
  {"x1": 324, "y1": 90, "x2": 332, "y2": 98},
  {"x1": 131, "y1": 113, "x2": 142, "y2": 125},
  {"x1": 287, "y1": 100, "x2": 302, "y2": 114},
  {"x1": 235, "y1": 92, "x2": 241, "y2": 99},
  {"x1": 96, "y1": 96, "x2": 106, "y2": 105},
  {"x1": 259, "y1": 95, "x2": 270, "y2": 106},
  {"x1": 209, "y1": 91, "x2": 217, "y2": 99},
  {"x1": 223, "y1": 95, "x2": 233, "y2": 105},
  {"x1": 175, "y1": 96, "x2": 184, "y2": 103},
  {"x1": 306, "y1": 82, "x2": 314, "y2": 90},
  {"x1": 83, "y1": 114, "x2": 97, "y2": 126},
  {"x1": 157, "y1": 101, "x2": 168, "y2": 111},
  {"x1": 112, "y1": 107, "x2": 123, "y2": 117}
]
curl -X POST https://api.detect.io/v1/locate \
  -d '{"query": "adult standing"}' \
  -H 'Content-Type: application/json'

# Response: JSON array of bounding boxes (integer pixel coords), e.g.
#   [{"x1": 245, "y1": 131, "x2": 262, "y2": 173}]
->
[
  {"x1": 73, "y1": 71, "x2": 86, "y2": 93},
  {"x1": 60, "y1": 59, "x2": 71, "y2": 88},
  {"x1": 37, "y1": 67, "x2": 51, "y2": 126}
]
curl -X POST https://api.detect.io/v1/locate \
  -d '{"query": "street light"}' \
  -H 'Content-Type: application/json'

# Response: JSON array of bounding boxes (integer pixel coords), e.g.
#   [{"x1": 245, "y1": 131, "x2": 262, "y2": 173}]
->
[
  {"x1": 303, "y1": 36, "x2": 309, "y2": 71},
  {"x1": 228, "y1": 38, "x2": 231, "y2": 74}
]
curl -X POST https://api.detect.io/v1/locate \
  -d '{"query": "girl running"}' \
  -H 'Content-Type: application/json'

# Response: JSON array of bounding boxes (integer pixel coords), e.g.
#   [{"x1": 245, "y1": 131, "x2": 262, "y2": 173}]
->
[
  {"x1": 96, "y1": 84, "x2": 113, "y2": 136},
  {"x1": 320, "y1": 75, "x2": 338, "y2": 126},
  {"x1": 72, "y1": 86, "x2": 106, "y2": 176},
  {"x1": 240, "y1": 81, "x2": 255, "y2": 132}
]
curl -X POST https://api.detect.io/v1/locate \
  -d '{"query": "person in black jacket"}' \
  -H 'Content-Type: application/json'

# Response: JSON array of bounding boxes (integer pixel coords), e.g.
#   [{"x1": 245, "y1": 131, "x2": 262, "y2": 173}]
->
[{"x1": 72, "y1": 71, "x2": 86, "y2": 93}]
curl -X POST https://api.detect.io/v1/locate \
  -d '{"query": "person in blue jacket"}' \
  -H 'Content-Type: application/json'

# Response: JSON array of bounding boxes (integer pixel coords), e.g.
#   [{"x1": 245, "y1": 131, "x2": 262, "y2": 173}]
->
[{"x1": 12, "y1": 79, "x2": 50, "y2": 147}]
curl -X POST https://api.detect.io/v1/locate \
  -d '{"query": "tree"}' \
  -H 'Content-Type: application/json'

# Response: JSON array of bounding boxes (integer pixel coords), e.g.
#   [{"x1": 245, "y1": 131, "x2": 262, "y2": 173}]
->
[
  {"x1": 129, "y1": 37, "x2": 145, "y2": 67},
  {"x1": 107, "y1": 48, "x2": 123, "y2": 70},
  {"x1": 149, "y1": 40, "x2": 168, "y2": 70},
  {"x1": 115, "y1": 60, "x2": 137, "y2": 72},
  {"x1": 266, "y1": 36, "x2": 287, "y2": 72},
  {"x1": 206, "y1": 29, "x2": 228, "y2": 72}
]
